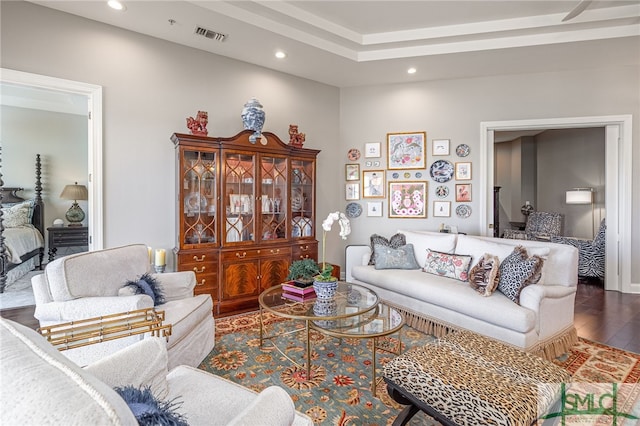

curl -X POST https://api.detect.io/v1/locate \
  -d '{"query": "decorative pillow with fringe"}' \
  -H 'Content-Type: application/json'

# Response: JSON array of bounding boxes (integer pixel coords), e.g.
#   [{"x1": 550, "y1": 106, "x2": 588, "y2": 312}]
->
[
  {"x1": 368, "y1": 233, "x2": 406, "y2": 265},
  {"x1": 114, "y1": 385, "x2": 187, "y2": 426},
  {"x1": 119, "y1": 273, "x2": 165, "y2": 306},
  {"x1": 469, "y1": 253, "x2": 500, "y2": 296},
  {"x1": 497, "y1": 246, "x2": 544, "y2": 304},
  {"x1": 422, "y1": 249, "x2": 472, "y2": 282}
]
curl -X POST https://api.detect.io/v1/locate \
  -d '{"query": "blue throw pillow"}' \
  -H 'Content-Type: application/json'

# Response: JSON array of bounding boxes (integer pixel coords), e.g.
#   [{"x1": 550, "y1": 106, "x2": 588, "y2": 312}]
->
[
  {"x1": 373, "y1": 243, "x2": 421, "y2": 270},
  {"x1": 114, "y1": 386, "x2": 187, "y2": 426},
  {"x1": 122, "y1": 273, "x2": 165, "y2": 306}
]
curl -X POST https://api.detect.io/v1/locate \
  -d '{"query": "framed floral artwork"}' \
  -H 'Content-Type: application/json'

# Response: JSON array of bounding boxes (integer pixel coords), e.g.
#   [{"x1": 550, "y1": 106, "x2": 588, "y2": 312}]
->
[
  {"x1": 362, "y1": 170, "x2": 385, "y2": 198},
  {"x1": 455, "y1": 183, "x2": 471, "y2": 202},
  {"x1": 455, "y1": 162, "x2": 472, "y2": 180},
  {"x1": 345, "y1": 164, "x2": 360, "y2": 181},
  {"x1": 433, "y1": 201, "x2": 451, "y2": 217},
  {"x1": 387, "y1": 131, "x2": 426, "y2": 170},
  {"x1": 365, "y1": 142, "x2": 381, "y2": 158},
  {"x1": 367, "y1": 201, "x2": 383, "y2": 217},
  {"x1": 388, "y1": 181, "x2": 427, "y2": 218},
  {"x1": 345, "y1": 183, "x2": 360, "y2": 200},
  {"x1": 432, "y1": 139, "x2": 450, "y2": 156}
]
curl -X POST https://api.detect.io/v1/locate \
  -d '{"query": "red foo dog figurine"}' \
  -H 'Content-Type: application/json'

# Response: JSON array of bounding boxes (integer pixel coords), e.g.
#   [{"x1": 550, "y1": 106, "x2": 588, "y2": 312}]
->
[
  {"x1": 288, "y1": 124, "x2": 305, "y2": 148},
  {"x1": 186, "y1": 111, "x2": 209, "y2": 136}
]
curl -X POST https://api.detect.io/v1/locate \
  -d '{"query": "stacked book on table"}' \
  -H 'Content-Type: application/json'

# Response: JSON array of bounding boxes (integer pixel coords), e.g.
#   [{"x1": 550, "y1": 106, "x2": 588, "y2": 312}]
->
[{"x1": 282, "y1": 281, "x2": 316, "y2": 302}]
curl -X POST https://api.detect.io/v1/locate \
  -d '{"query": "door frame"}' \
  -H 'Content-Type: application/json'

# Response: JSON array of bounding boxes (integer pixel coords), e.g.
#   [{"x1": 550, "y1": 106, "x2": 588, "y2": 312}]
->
[
  {"x1": 1, "y1": 68, "x2": 103, "y2": 251},
  {"x1": 480, "y1": 115, "x2": 633, "y2": 293}
]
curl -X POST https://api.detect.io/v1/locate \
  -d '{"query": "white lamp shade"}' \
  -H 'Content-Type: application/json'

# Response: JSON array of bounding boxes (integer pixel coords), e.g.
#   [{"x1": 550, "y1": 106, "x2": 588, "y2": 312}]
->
[{"x1": 566, "y1": 189, "x2": 592, "y2": 205}]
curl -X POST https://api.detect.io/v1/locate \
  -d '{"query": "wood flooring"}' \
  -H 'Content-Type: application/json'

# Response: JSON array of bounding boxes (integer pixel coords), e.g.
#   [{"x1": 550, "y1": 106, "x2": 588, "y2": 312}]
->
[{"x1": 2, "y1": 279, "x2": 638, "y2": 353}]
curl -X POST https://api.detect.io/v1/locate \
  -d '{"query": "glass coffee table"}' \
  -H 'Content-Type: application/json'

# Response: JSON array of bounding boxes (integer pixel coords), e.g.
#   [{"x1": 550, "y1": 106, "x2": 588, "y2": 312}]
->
[
  {"x1": 258, "y1": 281, "x2": 380, "y2": 379},
  {"x1": 311, "y1": 303, "x2": 404, "y2": 394}
]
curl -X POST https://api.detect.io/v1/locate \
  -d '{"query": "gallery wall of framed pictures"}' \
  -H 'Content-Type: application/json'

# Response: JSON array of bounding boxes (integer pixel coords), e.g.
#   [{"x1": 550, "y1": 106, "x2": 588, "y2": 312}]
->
[{"x1": 342, "y1": 132, "x2": 474, "y2": 222}]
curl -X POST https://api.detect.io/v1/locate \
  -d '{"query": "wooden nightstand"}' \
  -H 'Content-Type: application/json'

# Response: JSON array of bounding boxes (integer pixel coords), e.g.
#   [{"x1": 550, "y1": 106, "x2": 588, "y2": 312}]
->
[{"x1": 47, "y1": 226, "x2": 89, "y2": 262}]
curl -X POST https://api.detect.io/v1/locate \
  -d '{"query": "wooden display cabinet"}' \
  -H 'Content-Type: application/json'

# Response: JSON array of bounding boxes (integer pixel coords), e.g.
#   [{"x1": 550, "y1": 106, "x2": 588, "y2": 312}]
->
[{"x1": 172, "y1": 130, "x2": 319, "y2": 316}]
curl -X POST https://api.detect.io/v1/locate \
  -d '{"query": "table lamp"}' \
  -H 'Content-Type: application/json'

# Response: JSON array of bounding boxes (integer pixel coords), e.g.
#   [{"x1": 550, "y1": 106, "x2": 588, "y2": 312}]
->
[{"x1": 60, "y1": 182, "x2": 88, "y2": 226}]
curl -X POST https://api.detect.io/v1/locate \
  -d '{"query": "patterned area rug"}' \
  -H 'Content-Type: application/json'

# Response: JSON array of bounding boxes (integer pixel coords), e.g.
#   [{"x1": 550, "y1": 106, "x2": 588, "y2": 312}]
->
[{"x1": 199, "y1": 311, "x2": 639, "y2": 425}]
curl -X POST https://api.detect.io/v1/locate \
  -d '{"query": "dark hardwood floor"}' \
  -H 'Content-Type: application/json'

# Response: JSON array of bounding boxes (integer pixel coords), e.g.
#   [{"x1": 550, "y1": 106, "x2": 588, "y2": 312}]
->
[{"x1": 2, "y1": 279, "x2": 638, "y2": 353}]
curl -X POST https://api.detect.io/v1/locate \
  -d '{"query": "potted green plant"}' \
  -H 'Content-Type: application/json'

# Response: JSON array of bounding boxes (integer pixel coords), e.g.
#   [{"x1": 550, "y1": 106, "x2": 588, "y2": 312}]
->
[{"x1": 286, "y1": 258, "x2": 320, "y2": 287}]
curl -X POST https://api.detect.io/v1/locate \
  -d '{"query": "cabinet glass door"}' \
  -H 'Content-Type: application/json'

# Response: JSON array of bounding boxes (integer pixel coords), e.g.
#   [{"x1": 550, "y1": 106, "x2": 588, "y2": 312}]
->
[
  {"x1": 223, "y1": 152, "x2": 255, "y2": 243},
  {"x1": 290, "y1": 159, "x2": 314, "y2": 238},
  {"x1": 181, "y1": 150, "x2": 216, "y2": 246},
  {"x1": 259, "y1": 155, "x2": 287, "y2": 242}
]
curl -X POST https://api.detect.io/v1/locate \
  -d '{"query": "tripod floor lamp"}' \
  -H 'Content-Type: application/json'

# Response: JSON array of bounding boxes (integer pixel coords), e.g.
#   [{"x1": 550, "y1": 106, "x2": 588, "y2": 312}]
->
[{"x1": 566, "y1": 188, "x2": 594, "y2": 238}]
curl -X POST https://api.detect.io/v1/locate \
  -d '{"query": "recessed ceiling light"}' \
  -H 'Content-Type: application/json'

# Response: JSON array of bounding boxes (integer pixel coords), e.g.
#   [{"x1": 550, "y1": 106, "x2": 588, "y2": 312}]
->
[
  {"x1": 275, "y1": 51, "x2": 287, "y2": 59},
  {"x1": 407, "y1": 67, "x2": 417, "y2": 74},
  {"x1": 107, "y1": 0, "x2": 126, "y2": 11}
]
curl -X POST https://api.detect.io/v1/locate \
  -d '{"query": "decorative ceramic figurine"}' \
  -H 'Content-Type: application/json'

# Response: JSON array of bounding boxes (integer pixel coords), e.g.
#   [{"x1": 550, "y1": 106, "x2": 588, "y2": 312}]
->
[
  {"x1": 186, "y1": 111, "x2": 208, "y2": 136},
  {"x1": 241, "y1": 97, "x2": 265, "y2": 143},
  {"x1": 288, "y1": 124, "x2": 306, "y2": 147}
]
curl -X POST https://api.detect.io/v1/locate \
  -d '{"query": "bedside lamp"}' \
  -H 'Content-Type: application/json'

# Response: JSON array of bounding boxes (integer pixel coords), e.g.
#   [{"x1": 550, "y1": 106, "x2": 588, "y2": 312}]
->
[
  {"x1": 566, "y1": 188, "x2": 594, "y2": 237},
  {"x1": 60, "y1": 182, "x2": 88, "y2": 226}
]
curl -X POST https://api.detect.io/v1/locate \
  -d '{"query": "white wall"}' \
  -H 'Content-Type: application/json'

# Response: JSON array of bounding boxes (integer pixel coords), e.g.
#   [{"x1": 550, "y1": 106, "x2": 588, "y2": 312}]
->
[
  {"x1": 0, "y1": 1, "x2": 341, "y2": 269},
  {"x1": 1, "y1": 105, "x2": 88, "y2": 251},
  {"x1": 341, "y1": 67, "x2": 639, "y2": 282}
]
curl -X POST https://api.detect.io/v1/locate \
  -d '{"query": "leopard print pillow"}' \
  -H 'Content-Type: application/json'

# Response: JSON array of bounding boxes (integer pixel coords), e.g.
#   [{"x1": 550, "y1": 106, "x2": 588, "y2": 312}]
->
[
  {"x1": 368, "y1": 233, "x2": 406, "y2": 265},
  {"x1": 469, "y1": 253, "x2": 500, "y2": 296},
  {"x1": 497, "y1": 246, "x2": 544, "y2": 304}
]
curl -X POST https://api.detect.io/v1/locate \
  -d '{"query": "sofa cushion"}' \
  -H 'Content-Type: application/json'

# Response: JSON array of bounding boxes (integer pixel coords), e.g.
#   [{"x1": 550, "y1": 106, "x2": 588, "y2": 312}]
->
[
  {"x1": 399, "y1": 229, "x2": 458, "y2": 265},
  {"x1": 368, "y1": 233, "x2": 406, "y2": 265},
  {"x1": 0, "y1": 318, "x2": 137, "y2": 424},
  {"x1": 468, "y1": 254, "x2": 501, "y2": 296},
  {"x1": 373, "y1": 243, "x2": 421, "y2": 270},
  {"x1": 350, "y1": 266, "x2": 535, "y2": 333},
  {"x1": 454, "y1": 235, "x2": 549, "y2": 272},
  {"x1": 46, "y1": 244, "x2": 151, "y2": 301},
  {"x1": 422, "y1": 250, "x2": 472, "y2": 282},
  {"x1": 497, "y1": 246, "x2": 544, "y2": 304}
]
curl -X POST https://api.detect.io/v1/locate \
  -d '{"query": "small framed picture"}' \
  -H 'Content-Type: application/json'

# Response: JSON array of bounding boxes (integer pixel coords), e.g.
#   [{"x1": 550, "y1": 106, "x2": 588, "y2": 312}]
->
[
  {"x1": 365, "y1": 161, "x2": 372, "y2": 167},
  {"x1": 389, "y1": 181, "x2": 427, "y2": 218},
  {"x1": 455, "y1": 162, "x2": 472, "y2": 180},
  {"x1": 367, "y1": 201, "x2": 383, "y2": 217},
  {"x1": 365, "y1": 142, "x2": 381, "y2": 158},
  {"x1": 387, "y1": 131, "x2": 426, "y2": 169},
  {"x1": 363, "y1": 170, "x2": 385, "y2": 198},
  {"x1": 455, "y1": 183, "x2": 472, "y2": 202},
  {"x1": 345, "y1": 183, "x2": 360, "y2": 200},
  {"x1": 433, "y1": 201, "x2": 451, "y2": 217},
  {"x1": 432, "y1": 139, "x2": 450, "y2": 156},
  {"x1": 345, "y1": 164, "x2": 360, "y2": 181}
]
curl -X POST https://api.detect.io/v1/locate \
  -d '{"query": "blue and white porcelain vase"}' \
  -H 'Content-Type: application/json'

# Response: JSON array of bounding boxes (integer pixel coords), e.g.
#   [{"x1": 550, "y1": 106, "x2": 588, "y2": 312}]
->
[
  {"x1": 313, "y1": 279, "x2": 338, "y2": 300},
  {"x1": 313, "y1": 298, "x2": 338, "y2": 328},
  {"x1": 241, "y1": 97, "x2": 265, "y2": 143}
]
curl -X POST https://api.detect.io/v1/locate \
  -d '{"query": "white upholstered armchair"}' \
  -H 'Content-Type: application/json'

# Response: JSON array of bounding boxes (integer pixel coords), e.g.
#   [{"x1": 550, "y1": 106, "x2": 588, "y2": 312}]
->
[{"x1": 31, "y1": 244, "x2": 215, "y2": 369}]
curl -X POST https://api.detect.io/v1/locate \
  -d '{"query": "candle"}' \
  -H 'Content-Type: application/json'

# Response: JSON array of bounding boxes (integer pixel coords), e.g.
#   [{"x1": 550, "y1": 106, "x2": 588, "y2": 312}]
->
[
  {"x1": 155, "y1": 249, "x2": 166, "y2": 266},
  {"x1": 148, "y1": 247, "x2": 153, "y2": 264}
]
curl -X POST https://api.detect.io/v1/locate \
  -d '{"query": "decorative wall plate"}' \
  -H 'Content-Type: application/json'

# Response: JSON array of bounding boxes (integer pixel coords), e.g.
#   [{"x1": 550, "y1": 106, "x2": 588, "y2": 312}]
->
[
  {"x1": 415, "y1": 172, "x2": 422, "y2": 178},
  {"x1": 435, "y1": 185, "x2": 449, "y2": 198},
  {"x1": 403, "y1": 172, "x2": 411, "y2": 179},
  {"x1": 456, "y1": 144, "x2": 470, "y2": 157},
  {"x1": 456, "y1": 204, "x2": 472, "y2": 219},
  {"x1": 347, "y1": 148, "x2": 361, "y2": 161},
  {"x1": 392, "y1": 172, "x2": 399, "y2": 179},
  {"x1": 429, "y1": 160, "x2": 454, "y2": 183},
  {"x1": 345, "y1": 202, "x2": 363, "y2": 218}
]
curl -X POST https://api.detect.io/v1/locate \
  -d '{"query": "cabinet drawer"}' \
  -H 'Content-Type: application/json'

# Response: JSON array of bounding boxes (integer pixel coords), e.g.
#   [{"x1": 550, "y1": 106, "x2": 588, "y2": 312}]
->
[
  {"x1": 193, "y1": 273, "x2": 218, "y2": 296},
  {"x1": 178, "y1": 251, "x2": 217, "y2": 267},
  {"x1": 292, "y1": 242, "x2": 317, "y2": 260},
  {"x1": 221, "y1": 246, "x2": 291, "y2": 262}
]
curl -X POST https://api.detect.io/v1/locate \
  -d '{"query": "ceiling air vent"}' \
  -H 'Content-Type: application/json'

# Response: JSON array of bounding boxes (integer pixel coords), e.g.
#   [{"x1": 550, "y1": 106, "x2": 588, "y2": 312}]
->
[{"x1": 194, "y1": 26, "x2": 227, "y2": 42}]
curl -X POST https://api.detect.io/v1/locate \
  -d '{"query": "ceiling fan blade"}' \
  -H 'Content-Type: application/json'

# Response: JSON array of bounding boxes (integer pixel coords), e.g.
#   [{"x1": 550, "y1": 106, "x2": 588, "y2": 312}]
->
[{"x1": 562, "y1": 0, "x2": 593, "y2": 22}]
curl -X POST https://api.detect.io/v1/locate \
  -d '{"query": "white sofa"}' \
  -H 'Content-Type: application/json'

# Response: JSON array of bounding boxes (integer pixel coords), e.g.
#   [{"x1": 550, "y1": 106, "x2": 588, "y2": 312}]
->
[
  {"x1": 32, "y1": 244, "x2": 215, "y2": 369},
  {"x1": 346, "y1": 230, "x2": 579, "y2": 359},
  {"x1": 0, "y1": 318, "x2": 312, "y2": 426}
]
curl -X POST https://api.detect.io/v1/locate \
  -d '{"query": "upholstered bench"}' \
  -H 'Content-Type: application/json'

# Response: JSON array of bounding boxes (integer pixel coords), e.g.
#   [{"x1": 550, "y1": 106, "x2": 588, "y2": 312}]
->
[{"x1": 383, "y1": 330, "x2": 571, "y2": 426}]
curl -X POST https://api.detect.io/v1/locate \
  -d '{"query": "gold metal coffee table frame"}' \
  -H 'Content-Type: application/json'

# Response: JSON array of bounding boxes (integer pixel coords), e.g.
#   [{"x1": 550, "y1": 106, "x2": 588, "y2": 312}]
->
[
  {"x1": 39, "y1": 308, "x2": 172, "y2": 351},
  {"x1": 258, "y1": 282, "x2": 379, "y2": 380}
]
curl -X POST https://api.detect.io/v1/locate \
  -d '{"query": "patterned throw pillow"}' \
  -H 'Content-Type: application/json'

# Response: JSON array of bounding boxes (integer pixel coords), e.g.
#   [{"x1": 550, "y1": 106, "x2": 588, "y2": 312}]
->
[
  {"x1": 469, "y1": 253, "x2": 501, "y2": 296},
  {"x1": 0, "y1": 202, "x2": 31, "y2": 228},
  {"x1": 369, "y1": 233, "x2": 406, "y2": 265},
  {"x1": 422, "y1": 249, "x2": 472, "y2": 282},
  {"x1": 497, "y1": 246, "x2": 544, "y2": 304},
  {"x1": 373, "y1": 243, "x2": 421, "y2": 270}
]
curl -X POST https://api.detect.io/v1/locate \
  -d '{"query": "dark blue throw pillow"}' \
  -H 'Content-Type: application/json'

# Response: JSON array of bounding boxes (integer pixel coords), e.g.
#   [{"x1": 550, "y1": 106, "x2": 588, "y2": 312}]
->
[
  {"x1": 123, "y1": 273, "x2": 165, "y2": 306},
  {"x1": 114, "y1": 386, "x2": 187, "y2": 426}
]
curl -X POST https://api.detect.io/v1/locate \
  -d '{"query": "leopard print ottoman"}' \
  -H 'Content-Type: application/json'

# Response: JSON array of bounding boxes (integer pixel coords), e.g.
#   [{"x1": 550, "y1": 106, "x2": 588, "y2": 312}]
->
[{"x1": 383, "y1": 330, "x2": 571, "y2": 426}]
